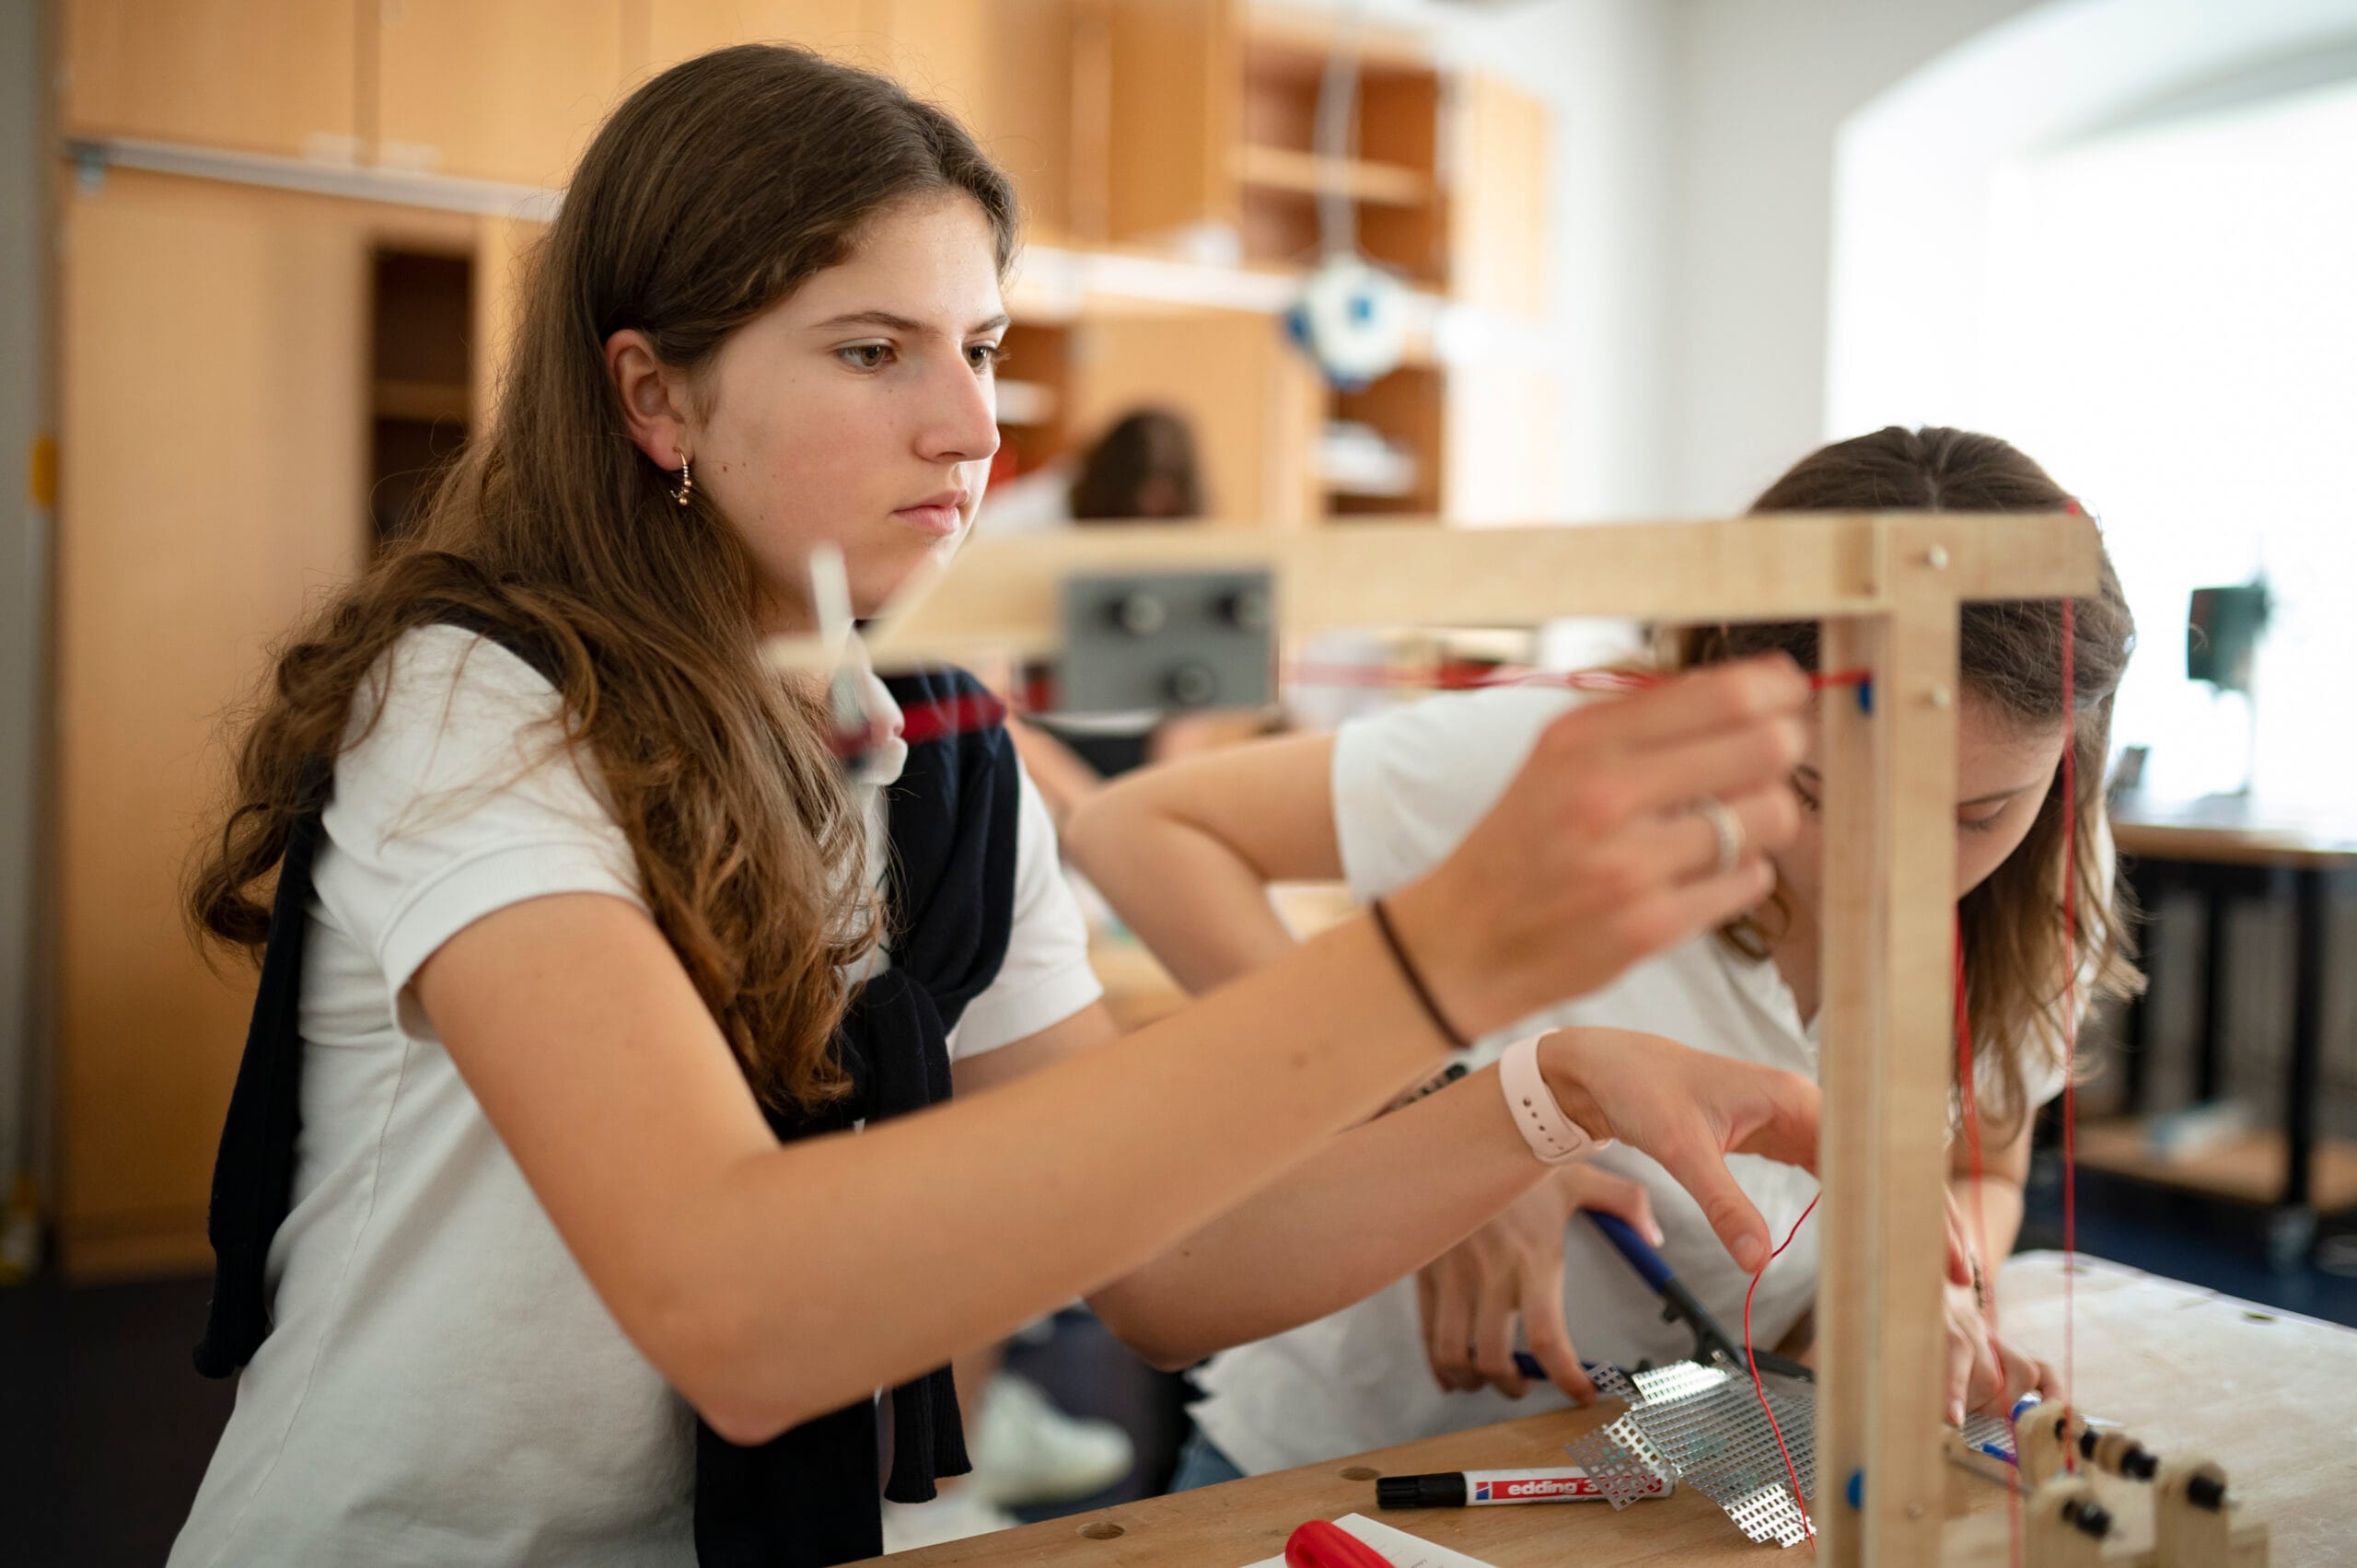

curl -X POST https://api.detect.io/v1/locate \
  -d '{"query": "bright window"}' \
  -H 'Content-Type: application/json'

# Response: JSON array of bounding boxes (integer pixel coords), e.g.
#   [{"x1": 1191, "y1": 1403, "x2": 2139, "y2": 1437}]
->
[{"x1": 1980, "y1": 80, "x2": 2357, "y2": 805}]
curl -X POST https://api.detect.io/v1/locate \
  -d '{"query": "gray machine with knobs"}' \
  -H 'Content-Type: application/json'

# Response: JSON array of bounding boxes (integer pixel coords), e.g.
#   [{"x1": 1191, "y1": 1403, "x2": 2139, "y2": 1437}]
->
[{"x1": 1058, "y1": 569, "x2": 1276, "y2": 715}]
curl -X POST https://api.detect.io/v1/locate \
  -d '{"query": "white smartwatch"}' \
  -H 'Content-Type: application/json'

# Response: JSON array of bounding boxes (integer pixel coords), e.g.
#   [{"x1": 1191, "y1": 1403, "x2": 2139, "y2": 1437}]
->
[{"x1": 1498, "y1": 1034, "x2": 1612, "y2": 1165}]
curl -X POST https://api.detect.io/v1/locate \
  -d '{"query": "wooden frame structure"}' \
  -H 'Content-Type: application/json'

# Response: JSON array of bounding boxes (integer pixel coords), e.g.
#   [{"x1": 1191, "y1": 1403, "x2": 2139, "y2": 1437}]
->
[{"x1": 857, "y1": 512, "x2": 2237, "y2": 1565}]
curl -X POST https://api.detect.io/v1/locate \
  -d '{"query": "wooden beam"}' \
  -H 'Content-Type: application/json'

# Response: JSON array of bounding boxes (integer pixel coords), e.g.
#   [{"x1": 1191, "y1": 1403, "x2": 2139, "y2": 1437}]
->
[
  {"x1": 1816, "y1": 610, "x2": 1887, "y2": 1566},
  {"x1": 1860, "y1": 515, "x2": 1977, "y2": 1561},
  {"x1": 1817, "y1": 512, "x2": 2097, "y2": 1562},
  {"x1": 864, "y1": 512, "x2": 2096, "y2": 667}
]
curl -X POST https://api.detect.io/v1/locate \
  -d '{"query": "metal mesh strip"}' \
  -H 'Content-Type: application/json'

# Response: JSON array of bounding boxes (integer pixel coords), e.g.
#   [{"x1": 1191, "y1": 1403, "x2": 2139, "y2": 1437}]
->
[{"x1": 1568, "y1": 1358, "x2": 2027, "y2": 1549}]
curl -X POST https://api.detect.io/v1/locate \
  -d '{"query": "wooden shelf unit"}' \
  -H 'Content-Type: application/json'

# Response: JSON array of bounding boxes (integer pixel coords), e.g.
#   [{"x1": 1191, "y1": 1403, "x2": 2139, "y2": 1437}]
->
[
  {"x1": 1233, "y1": 8, "x2": 1446, "y2": 287},
  {"x1": 1323, "y1": 362, "x2": 1444, "y2": 521},
  {"x1": 368, "y1": 247, "x2": 475, "y2": 550},
  {"x1": 1231, "y1": 144, "x2": 1430, "y2": 207},
  {"x1": 993, "y1": 320, "x2": 1077, "y2": 480},
  {"x1": 996, "y1": 307, "x2": 1325, "y2": 530}
]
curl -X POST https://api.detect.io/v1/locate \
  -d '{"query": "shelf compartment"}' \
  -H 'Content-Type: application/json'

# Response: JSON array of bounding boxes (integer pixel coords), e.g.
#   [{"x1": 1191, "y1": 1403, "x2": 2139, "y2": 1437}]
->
[
  {"x1": 371, "y1": 378, "x2": 470, "y2": 423},
  {"x1": 1233, "y1": 144, "x2": 1431, "y2": 207}
]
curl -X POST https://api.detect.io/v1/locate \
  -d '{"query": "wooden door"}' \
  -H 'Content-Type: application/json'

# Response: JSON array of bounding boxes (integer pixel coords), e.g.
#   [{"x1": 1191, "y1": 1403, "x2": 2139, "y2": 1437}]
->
[
  {"x1": 55, "y1": 171, "x2": 373, "y2": 1277},
  {"x1": 374, "y1": 0, "x2": 630, "y2": 185},
  {"x1": 1067, "y1": 308, "x2": 1318, "y2": 530},
  {"x1": 860, "y1": 0, "x2": 1076, "y2": 242},
  {"x1": 62, "y1": 0, "x2": 363, "y2": 161},
  {"x1": 1102, "y1": 0, "x2": 1237, "y2": 248},
  {"x1": 1446, "y1": 72, "x2": 1550, "y2": 319},
  {"x1": 636, "y1": 0, "x2": 873, "y2": 75}
]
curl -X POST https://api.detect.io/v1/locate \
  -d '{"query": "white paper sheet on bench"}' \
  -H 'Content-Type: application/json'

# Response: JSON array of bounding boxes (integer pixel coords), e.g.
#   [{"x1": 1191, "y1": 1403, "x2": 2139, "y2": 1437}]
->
[{"x1": 1240, "y1": 1511, "x2": 1503, "y2": 1568}]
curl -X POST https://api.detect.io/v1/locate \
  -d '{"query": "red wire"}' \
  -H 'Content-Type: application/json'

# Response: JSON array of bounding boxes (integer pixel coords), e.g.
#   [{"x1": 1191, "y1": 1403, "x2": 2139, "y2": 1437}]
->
[
  {"x1": 1283, "y1": 661, "x2": 1663, "y2": 694},
  {"x1": 1955, "y1": 927, "x2": 2024, "y2": 1562},
  {"x1": 1281, "y1": 662, "x2": 1872, "y2": 696},
  {"x1": 1746, "y1": 1193, "x2": 1821, "y2": 1551},
  {"x1": 863, "y1": 661, "x2": 1875, "y2": 751}
]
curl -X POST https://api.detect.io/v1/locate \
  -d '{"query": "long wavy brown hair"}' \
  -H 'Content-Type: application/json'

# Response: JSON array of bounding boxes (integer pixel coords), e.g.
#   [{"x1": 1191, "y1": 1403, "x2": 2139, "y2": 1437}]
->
[
  {"x1": 1679, "y1": 426, "x2": 2142, "y2": 1141},
  {"x1": 189, "y1": 44, "x2": 1018, "y2": 1111}
]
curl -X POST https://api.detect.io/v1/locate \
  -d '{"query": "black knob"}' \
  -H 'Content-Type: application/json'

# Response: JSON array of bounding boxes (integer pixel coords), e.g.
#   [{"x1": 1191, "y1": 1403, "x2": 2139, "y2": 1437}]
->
[
  {"x1": 2061, "y1": 1498, "x2": 2111, "y2": 1539},
  {"x1": 1109, "y1": 592, "x2": 1167, "y2": 637},
  {"x1": 1167, "y1": 662, "x2": 1217, "y2": 707},
  {"x1": 1219, "y1": 586, "x2": 1271, "y2": 632}
]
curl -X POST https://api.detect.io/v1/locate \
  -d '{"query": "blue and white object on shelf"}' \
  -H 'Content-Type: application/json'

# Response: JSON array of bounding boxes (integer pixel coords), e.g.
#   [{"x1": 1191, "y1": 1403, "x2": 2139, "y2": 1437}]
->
[{"x1": 1284, "y1": 253, "x2": 1411, "y2": 390}]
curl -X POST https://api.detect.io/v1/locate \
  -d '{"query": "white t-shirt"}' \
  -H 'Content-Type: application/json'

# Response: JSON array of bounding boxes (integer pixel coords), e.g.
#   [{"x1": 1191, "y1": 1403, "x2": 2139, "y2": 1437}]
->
[
  {"x1": 170, "y1": 626, "x2": 1102, "y2": 1568},
  {"x1": 1190, "y1": 682, "x2": 2074, "y2": 1477}
]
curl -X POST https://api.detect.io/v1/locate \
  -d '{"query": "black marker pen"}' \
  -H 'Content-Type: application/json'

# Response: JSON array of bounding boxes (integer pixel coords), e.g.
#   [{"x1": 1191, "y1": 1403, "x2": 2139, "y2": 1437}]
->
[{"x1": 1376, "y1": 1467, "x2": 1669, "y2": 1508}]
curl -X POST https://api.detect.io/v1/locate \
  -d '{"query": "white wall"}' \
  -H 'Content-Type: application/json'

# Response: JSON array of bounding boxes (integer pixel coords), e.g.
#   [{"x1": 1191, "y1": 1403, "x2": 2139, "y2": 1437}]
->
[
  {"x1": 1432, "y1": 0, "x2": 2357, "y2": 534},
  {"x1": 1658, "y1": 0, "x2": 2049, "y2": 512},
  {"x1": 1828, "y1": 0, "x2": 2357, "y2": 440},
  {"x1": 1444, "y1": 0, "x2": 1678, "y2": 519}
]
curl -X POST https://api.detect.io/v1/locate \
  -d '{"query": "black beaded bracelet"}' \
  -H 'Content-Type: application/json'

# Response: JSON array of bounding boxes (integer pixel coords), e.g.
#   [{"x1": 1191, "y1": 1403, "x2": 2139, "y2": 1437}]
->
[{"x1": 1368, "y1": 896, "x2": 1473, "y2": 1051}]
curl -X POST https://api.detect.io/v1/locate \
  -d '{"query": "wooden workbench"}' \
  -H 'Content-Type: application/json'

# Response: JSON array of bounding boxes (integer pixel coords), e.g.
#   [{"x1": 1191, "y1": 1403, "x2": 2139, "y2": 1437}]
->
[
  {"x1": 868, "y1": 1253, "x2": 2357, "y2": 1566},
  {"x1": 2101, "y1": 794, "x2": 2357, "y2": 1264}
]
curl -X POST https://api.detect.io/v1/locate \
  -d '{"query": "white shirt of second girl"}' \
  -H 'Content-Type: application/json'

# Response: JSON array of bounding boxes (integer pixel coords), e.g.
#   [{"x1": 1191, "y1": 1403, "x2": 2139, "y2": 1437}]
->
[
  {"x1": 1191, "y1": 680, "x2": 2060, "y2": 1478},
  {"x1": 168, "y1": 625, "x2": 1102, "y2": 1568}
]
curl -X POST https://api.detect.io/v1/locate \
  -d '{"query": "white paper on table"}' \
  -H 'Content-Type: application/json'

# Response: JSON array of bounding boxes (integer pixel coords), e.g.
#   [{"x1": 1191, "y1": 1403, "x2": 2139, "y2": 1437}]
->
[{"x1": 1239, "y1": 1512, "x2": 1504, "y2": 1568}]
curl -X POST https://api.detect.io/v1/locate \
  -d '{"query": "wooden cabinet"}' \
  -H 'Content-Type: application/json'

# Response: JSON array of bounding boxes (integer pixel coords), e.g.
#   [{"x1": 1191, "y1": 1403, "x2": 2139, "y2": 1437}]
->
[
  {"x1": 374, "y1": 0, "x2": 1080, "y2": 208},
  {"x1": 843, "y1": 0, "x2": 1080, "y2": 243},
  {"x1": 639, "y1": 0, "x2": 874, "y2": 67},
  {"x1": 374, "y1": 0, "x2": 630, "y2": 183},
  {"x1": 470, "y1": 214, "x2": 545, "y2": 424},
  {"x1": 52, "y1": 171, "x2": 493, "y2": 1278},
  {"x1": 64, "y1": 0, "x2": 631, "y2": 187},
  {"x1": 1102, "y1": 0, "x2": 1237, "y2": 248},
  {"x1": 1447, "y1": 73, "x2": 1550, "y2": 319},
  {"x1": 62, "y1": 0, "x2": 364, "y2": 161},
  {"x1": 1234, "y1": 12, "x2": 1444, "y2": 285},
  {"x1": 1067, "y1": 308, "x2": 1320, "y2": 529},
  {"x1": 55, "y1": 172, "x2": 375, "y2": 1275},
  {"x1": 57, "y1": 0, "x2": 1543, "y2": 317},
  {"x1": 994, "y1": 305, "x2": 1327, "y2": 531}
]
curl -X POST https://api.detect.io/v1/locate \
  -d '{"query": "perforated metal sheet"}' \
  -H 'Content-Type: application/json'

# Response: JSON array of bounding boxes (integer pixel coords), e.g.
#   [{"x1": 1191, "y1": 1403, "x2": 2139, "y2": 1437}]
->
[
  {"x1": 1566, "y1": 1358, "x2": 2022, "y2": 1550},
  {"x1": 1961, "y1": 1408, "x2": 2015, "y2": 1462}
]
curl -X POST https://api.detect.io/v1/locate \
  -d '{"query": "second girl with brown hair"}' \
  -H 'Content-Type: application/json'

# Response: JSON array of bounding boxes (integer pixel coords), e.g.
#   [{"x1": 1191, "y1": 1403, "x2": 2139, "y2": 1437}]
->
[{"x1": 1071, "y1": 425, "x2": 2137, "y2": 1488}]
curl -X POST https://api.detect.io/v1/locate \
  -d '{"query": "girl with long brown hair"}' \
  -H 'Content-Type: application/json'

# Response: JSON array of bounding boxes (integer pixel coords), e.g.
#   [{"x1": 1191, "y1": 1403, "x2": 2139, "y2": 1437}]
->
[
  {"x1": 1069, "y1": 426, "x2": 2135, "y2": 1488},
  {"x1": 172, "y1": 44, "x2": 1826, "y2": 1567}
]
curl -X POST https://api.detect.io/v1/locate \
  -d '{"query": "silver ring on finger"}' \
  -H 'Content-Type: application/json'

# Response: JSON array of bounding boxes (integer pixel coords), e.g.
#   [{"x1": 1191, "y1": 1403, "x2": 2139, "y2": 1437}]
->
[{"x1": 1694, "y1": 793, "x2": 1744, "y2": 877}]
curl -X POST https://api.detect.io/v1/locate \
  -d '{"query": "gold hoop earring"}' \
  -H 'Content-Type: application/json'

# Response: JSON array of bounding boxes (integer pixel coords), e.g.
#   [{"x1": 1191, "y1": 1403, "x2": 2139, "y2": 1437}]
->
[{"x1": 669, "y1": 455, "x2": 694, "y2": 507}]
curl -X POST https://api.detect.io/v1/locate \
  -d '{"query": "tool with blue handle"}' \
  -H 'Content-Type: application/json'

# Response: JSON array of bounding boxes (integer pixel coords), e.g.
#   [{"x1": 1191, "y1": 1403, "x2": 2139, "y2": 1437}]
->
[{"x1": 1513, "y1": 1209, "x2": 1815, "y2": 1385}]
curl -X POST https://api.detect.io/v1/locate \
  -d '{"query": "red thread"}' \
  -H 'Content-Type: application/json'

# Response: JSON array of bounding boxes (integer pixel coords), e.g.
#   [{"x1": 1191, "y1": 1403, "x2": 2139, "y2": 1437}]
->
[
  {"x1": 1281, "y1": 662, "x2": 1871, "y2": 696},
  {"x1": 865, "y1": 661, "x2": 1875, "y2": 751},
  {"x1": 1955, "y1": 927, "x2": 2024, "y2": 1562},
  {"x1": 1746, "y1": 1194, "x2": 1821, "y2": 1551}
]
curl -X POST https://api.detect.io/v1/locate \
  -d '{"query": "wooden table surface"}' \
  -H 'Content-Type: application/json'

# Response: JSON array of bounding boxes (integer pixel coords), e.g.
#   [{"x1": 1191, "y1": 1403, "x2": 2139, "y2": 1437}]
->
[
  {"x1": 869, "y1": 1254, "x2": 2357, "y2": 1566},
  {"x1": 2110, "y1": 795, "x2": 2357, "y2": 870}
]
